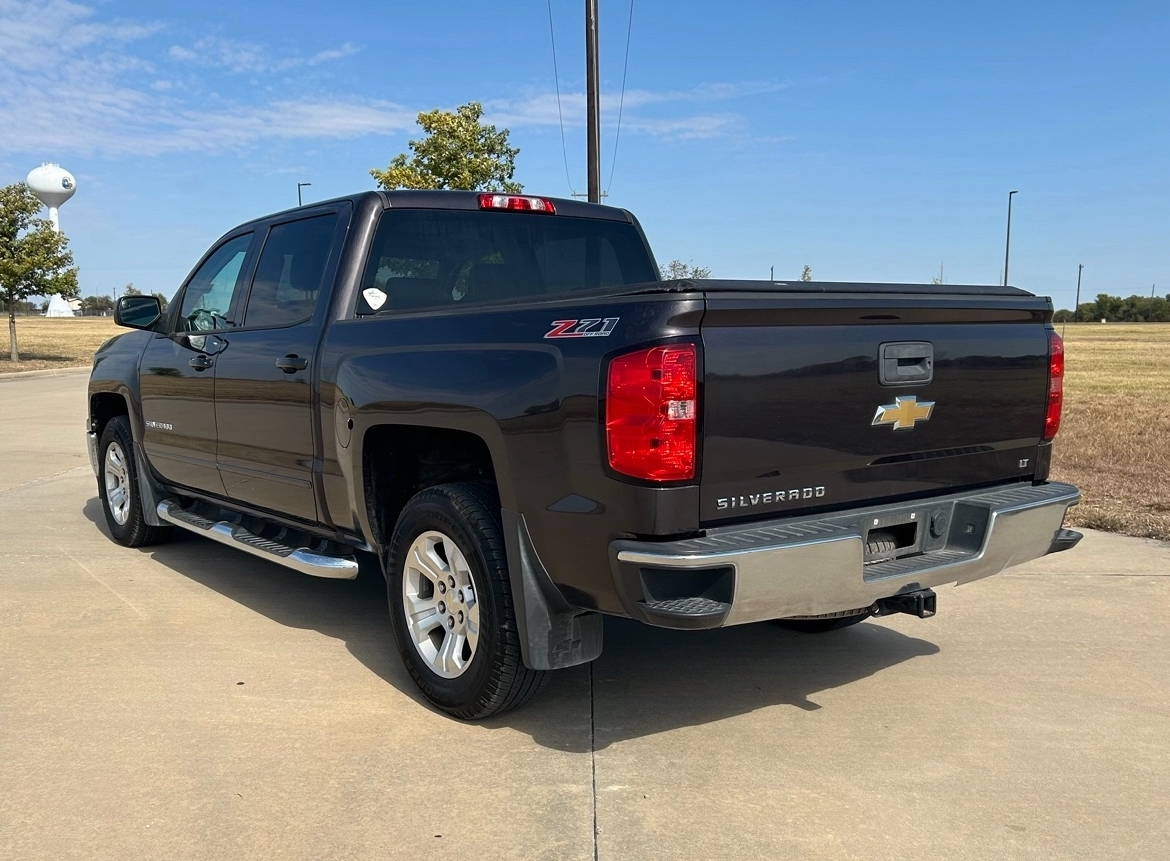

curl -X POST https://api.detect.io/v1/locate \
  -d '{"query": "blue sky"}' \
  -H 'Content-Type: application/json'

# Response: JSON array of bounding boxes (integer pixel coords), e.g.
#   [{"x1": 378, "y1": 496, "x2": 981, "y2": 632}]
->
[{"x1": 1, "y1": 0, "x2": 1166, "y2": 309}]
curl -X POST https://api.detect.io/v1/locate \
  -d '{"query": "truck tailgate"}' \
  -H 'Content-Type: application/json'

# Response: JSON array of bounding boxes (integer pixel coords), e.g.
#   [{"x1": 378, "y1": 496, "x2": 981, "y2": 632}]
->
[{"x1": 699, "y1": 290, "x2": 1053, "y2": 524}]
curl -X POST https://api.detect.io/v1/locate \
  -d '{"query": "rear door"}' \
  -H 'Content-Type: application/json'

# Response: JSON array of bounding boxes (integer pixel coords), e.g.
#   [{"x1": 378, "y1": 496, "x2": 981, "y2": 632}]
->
[
  {"x1": 139, "y1": 232, "x2": 255, "y2": 494},
  {"x1": 211, "y1": 210, "x2": 344, "y2": 522},
  {"x1": 698, "y1": 290, "x2": 1052, "y2": 524}
]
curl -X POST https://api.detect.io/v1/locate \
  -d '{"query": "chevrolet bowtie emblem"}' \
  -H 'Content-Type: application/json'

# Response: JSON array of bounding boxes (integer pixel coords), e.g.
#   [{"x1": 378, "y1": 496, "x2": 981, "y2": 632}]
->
[{"x1": 872, "y1": 395, "x2": 935, "y2": 430}]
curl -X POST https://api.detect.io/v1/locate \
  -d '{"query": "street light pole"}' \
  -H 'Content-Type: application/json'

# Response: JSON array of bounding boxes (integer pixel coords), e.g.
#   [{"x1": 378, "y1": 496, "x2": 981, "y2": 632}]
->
[
  {"x1": 297, "y1": 182, "x2": 312, "y2": 206},
  {"x1": 585, "y1": 0, "x2": 601, "y2": 203},
  {"x1": 1003, "y1": 190, "x2": 1018, "y2": 287}
]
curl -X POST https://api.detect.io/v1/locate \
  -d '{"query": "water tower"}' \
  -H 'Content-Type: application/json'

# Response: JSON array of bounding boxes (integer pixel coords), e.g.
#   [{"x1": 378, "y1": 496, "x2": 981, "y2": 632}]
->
[{"x1": 25, "y1": 163, "x2": 76, "y2": 232}]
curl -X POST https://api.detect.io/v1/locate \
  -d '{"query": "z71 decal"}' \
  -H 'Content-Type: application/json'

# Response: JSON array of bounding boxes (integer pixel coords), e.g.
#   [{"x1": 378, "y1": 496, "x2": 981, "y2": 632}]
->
[{"x1": 544, "y1": 317, "x2": 620, "y2": 339}]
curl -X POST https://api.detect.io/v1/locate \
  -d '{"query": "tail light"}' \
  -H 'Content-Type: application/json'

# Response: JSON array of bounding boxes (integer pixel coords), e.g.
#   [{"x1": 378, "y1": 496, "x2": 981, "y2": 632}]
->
[
  {"x1": 1044, "y1": 331, "x2": 1064, "y2": 440},
  {"x1": 605, "y1": 343, "x2": 698, "y2": 481},
  {"x1": 478, "y1": 193, "x2": 556, "y2": 213}
]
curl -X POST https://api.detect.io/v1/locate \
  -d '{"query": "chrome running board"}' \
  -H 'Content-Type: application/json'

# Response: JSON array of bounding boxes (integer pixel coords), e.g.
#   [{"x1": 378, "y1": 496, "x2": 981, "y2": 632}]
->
[{"x1": 157, "y1": 499, "x2": 359, "y2": 580}]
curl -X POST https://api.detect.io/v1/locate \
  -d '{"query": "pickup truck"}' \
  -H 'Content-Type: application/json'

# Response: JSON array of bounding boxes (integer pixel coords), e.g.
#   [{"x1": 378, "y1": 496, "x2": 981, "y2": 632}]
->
[{"x1": 88, "y1": 190, "x2": 1082, "y2": 719}]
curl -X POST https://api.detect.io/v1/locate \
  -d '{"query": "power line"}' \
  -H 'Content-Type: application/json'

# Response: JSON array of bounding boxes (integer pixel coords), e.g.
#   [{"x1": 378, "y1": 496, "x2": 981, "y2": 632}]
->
[
  {"x1": 546, "y1": 0, "x2": 575, "y2": 195},
  {"x1": 606, "y1": 0, "x2": 635, "y2": 195}
]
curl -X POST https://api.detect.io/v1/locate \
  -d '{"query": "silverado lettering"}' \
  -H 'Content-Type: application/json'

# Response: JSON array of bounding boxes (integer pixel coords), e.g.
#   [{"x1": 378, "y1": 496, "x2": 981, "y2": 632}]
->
[{"x1": 717, "y1": 487, "x2": 827, "y2": 510}]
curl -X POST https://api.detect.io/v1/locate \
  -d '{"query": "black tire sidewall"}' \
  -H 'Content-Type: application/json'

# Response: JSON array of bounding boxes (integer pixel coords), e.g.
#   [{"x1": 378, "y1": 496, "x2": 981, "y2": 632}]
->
[
  {"x1": 98, "y1": 416, "x2": 141, "y2": 545},
  {"x1": 386, "y1": 490, "x2": 502, "y2": 712}
]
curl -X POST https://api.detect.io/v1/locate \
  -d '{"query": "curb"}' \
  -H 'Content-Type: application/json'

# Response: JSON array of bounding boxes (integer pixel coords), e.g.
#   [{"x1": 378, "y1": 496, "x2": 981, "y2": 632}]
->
[{"x1": 0, "y1": 365, "x2": 90, "y2": 382}]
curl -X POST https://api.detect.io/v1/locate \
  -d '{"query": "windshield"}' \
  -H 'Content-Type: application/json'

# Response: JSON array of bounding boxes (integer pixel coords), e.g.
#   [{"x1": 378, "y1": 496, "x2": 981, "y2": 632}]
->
[{"x1": 358, "y1": 209, "x2": 658, "y2": 313}]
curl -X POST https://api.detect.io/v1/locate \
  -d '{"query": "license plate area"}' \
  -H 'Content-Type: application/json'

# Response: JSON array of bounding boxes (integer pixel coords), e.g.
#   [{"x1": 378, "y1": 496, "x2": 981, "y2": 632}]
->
[{"x1": 863, "y1": 510, "x2": 923, "y2": 565}]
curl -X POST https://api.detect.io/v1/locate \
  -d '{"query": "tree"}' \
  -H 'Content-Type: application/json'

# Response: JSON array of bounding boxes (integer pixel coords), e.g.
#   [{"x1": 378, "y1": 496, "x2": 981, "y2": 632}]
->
[
  {"x1": 123, "y1": 282, "x2": 141, "y2": 296},
  {"x1": 800, "y1": 265, "x2": 812, "y2": 282},
  {"x1": 662, "y1": 260, "x2": 712, "y2": 279},
  {"x1": 1054, "y1": 291, "x2": 1170, "y2": 323},
  {"x1": 152, "y1": 292, "x2": 169, "y2": 311},
  {"x1": 371, "y1": 102, "x2": 522, "y2": 192},
  {"x1": 81, "y1": 294, "x2": 115, "y2": 314},
  {"x1": 0, "y1": 183, "x2": 79, "y2": 362}
]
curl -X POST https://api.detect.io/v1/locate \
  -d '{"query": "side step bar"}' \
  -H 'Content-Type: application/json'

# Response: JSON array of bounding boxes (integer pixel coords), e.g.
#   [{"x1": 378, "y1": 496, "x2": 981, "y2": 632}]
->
[{"x1": 157, "y1": 499, "x2": 359, "y2": 580}]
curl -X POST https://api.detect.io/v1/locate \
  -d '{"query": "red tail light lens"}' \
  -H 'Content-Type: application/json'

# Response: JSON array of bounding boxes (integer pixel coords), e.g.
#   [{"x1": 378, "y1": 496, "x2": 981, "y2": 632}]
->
[
  {"x1": 478, "y1": 193, "x2": 556, "y2": 214},
  {"x1": 1044, "y1": 331, "x2": 1064, "y2": 440},
  {"x1": 606, "y1": 343, "x2": 698, "y2": 481}
]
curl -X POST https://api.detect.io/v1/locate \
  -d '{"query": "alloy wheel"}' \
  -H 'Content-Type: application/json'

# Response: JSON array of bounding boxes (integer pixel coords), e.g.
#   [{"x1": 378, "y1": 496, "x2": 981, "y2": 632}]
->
[{"x1": 401, "y1": 530, "x2": 480, "y2": 679}]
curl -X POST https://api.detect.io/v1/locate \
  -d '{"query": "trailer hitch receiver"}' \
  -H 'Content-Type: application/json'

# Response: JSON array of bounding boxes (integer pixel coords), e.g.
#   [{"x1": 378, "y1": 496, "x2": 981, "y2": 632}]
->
[{"x1": 875, "y1": 588, "x2": 937, "y2": 619}]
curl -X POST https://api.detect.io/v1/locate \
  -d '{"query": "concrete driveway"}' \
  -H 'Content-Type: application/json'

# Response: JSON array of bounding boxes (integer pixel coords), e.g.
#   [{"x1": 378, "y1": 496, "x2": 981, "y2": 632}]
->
[{"x1": 1, "y1": 370, "x2": 1167, "y2": 861}]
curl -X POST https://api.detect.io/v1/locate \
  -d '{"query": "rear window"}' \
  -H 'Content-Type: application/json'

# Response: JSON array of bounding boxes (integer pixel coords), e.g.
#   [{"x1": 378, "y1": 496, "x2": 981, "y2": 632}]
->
[{"x1": 357, "y1": 209, "x2": 657, "y2": 313}]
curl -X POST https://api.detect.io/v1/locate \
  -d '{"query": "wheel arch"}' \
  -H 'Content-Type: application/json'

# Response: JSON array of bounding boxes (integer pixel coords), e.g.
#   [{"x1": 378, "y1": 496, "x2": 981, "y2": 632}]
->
[
  {"x1": 89, "y1": 390, "x2": 131, "y2": 440},
  {"x1": 357, "y1": 421, "x2": 509, "y2": 556}
]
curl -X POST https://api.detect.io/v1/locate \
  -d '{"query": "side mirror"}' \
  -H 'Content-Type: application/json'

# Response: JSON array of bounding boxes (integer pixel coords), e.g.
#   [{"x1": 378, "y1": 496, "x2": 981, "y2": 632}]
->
[{"x1": 114, "y1": 295, "x2": 162, "y2": 330}]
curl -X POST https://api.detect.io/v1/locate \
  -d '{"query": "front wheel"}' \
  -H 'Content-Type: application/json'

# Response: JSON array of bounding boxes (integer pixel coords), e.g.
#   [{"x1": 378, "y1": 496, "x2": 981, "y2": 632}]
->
[
  {"x1": 97, "y1": 416, "x2": 174, "y2": 548},
  {"x1": 385, "y1": 482, "x2": 546, "y2": 719}
]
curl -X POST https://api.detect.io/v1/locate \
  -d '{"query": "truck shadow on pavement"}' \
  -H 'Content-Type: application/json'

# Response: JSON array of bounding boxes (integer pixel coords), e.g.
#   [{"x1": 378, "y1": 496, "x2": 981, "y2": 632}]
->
[
  {"x1": 84, "y1": 497, "x2": 941, "y2": 752},
  {"x1": 500, "y1": 618, "x2": 940, "y2": 751}
]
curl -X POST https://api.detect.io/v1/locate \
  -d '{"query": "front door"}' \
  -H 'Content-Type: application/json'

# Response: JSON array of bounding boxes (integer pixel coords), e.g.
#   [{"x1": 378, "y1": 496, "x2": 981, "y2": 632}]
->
[
  {"x1": 212, "y1": 212, "x2": 341, "y2": 523},
  {"x1": 139, "y1": 232, "x2": 254, "y2": 494}
]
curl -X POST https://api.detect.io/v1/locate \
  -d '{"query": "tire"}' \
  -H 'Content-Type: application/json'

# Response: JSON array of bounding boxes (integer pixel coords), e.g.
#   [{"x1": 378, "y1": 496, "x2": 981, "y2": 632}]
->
[
  {"x1": 97, "y1": 416, "x2": 174, "y2": 548},
  {"x1": 385, "y1": 482, "x2": 547, "y2": 719},
  {"x1": 774, "y1": 611, "x2": 872, "y2": 634}
]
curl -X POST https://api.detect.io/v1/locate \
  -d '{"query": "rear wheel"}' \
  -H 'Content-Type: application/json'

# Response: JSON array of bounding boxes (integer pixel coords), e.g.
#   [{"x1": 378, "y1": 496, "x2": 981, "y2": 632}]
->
[
  {"x1": 385, "y1": 482, "x2": 546, "y2": 719},
  {"x1": 774, "y1": 610, "x2": 872, "y2": 633},
  {"x1": 97, "y1": 416, "x2": 174, "y2": 547}
]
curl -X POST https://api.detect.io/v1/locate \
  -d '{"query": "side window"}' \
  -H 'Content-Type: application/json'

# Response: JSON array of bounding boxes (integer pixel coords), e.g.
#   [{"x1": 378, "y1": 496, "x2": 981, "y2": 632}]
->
[
  {"x1": 177, "y1": 233, "x2": 252, "y2": 332},
  {"x1": 242, "y1": 214, "x2": 338, "y2": 328}
]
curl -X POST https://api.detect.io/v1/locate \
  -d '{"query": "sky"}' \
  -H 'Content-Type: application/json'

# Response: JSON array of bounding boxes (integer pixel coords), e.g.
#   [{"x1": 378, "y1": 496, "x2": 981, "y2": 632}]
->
[{"x1": 1, "y1": 0, "x2": 1166, "y2": 310}]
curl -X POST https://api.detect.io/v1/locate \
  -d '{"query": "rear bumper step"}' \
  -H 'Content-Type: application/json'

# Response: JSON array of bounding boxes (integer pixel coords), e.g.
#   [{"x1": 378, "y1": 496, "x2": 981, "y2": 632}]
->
[
  {"x1": 157, "y1": 499, "x2": 359, "y2": 580},
  {"x1": 1048, "y1": 528, "x2": 1083, "y2": 555},
  {"x1": 611, "y1": 481, "x2": 1080, "y2": 628}
]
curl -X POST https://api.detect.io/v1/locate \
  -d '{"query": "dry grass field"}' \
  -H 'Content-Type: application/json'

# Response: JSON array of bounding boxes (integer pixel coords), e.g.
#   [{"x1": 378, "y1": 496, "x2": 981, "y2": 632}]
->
[
  {"x1": 1, "y1": 316, "x2": 122, "y2": 372},
  {"x1": 1051, "y1": 323, "x2": 1170, "y2": 541},
  {"x1": 4, "y1": 317, "x2": 1167, "y2": 541}
]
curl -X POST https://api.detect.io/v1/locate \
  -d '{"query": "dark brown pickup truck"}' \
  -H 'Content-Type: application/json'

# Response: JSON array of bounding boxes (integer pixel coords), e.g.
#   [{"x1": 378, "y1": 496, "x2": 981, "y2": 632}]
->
[{"x1": 87, "y1": 190, "x2": 1081, "y2": 718}]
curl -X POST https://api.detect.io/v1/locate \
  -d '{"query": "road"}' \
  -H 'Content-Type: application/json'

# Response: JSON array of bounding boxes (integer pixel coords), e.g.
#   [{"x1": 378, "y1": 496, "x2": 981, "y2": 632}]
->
[{"x1": 1, "y1": 370, "x2": 1167, "y2": 861}]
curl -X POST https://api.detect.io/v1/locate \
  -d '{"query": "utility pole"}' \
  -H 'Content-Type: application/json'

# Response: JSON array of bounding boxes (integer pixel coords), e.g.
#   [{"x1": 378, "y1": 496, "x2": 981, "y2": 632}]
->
[
  {"x1": 1152, "y1": 283, "x2": 1157, "y2": 299},
  {"x1": 297, "y1": 182, "x2": 312, "y2": 207},
  {"x1": 585, "y1": 0, "x2": 601, "y2": 203},
  {"x1": 1074, "y1": 264, "x2": 1083, "y2": 323},
  {"x1": 1003, "y1": 190, "x2": 1018, "y2": 286},
  {"x1": 770, "y1": 265, "x2": 774, "y2": 280}
]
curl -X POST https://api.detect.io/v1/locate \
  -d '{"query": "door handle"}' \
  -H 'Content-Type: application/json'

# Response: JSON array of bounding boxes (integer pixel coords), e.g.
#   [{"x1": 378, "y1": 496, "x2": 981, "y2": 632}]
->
[
  {"x1": 275, "y1": 355, "x2": 309, "y2": 373},
  {"x1": 188, "y1": 355, "x2": 214, "y2": 371}
]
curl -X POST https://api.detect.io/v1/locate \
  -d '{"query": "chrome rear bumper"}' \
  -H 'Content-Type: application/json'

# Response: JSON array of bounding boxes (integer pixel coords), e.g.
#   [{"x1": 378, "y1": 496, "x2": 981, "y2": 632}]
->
[{"x1": 610, "y1": 481, "x2": 1081, "y2": 628}]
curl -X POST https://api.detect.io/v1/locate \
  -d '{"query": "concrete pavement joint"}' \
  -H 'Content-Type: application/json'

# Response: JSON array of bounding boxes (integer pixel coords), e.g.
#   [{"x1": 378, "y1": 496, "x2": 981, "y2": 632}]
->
[
  {"x1": 58, "y1": 543, "x2": 147, "y2": 619},
  {"x1": 591, "y1": 661, "x2": 599, "y2": 861},
  {"x1": 0, "y1": 465, "x2": 89, "y2": 496}
]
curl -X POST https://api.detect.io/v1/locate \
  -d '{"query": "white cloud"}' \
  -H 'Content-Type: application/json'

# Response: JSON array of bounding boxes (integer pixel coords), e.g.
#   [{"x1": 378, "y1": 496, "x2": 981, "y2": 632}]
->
[
  {"x1": 484, "y1": 81, "x2": 787, "y2": 139},
  {"x1": 308, "y1": 43, "x2": 360, "y2": 66},
  {"x1": 0, "y1": 0, "x2": 394, "y2": 156},
  {"x1": 166, "y1": 35, "x2": 360, "y2": 73},
  {"x1": 0, "y1": 0, "x2": 778, "y2": 158}
]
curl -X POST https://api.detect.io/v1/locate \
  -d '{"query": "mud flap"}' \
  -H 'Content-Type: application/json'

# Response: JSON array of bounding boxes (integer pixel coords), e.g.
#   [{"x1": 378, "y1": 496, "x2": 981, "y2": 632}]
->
[
  {"x1": 133, "y1": 445, "x2": 165, "y2": 527},
  {"x1": 501, "y1": 508, "x2": 603, "y2": 671}
]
